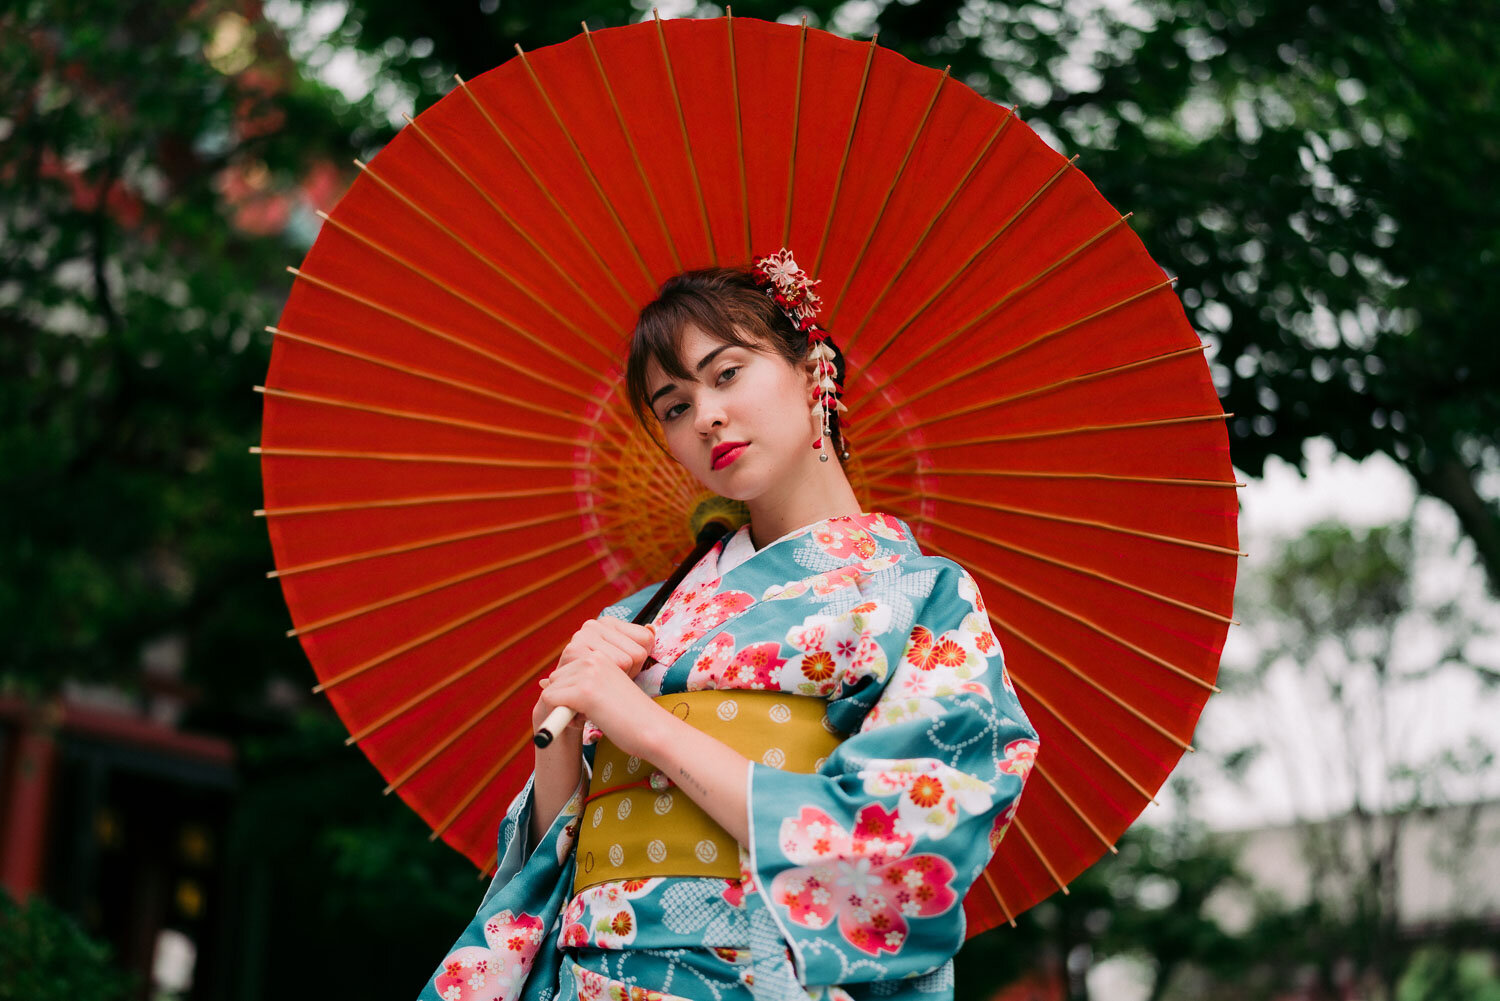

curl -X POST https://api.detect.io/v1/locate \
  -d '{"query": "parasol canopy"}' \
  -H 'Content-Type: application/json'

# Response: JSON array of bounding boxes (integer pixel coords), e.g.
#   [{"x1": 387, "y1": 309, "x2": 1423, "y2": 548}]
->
[{"x1": 256, "y1": 11, "x2": 1240, "y2": 937}]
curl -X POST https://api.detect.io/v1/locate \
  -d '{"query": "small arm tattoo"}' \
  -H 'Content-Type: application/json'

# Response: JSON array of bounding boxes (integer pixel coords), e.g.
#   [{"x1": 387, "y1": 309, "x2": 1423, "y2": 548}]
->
[{"x1": 676, "y1": 765, "x2": 710, "y2": 797}]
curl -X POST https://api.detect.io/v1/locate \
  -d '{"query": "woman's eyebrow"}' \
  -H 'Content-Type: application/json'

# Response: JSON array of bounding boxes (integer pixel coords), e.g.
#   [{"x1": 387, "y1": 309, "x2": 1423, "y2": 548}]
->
[{"x1": 648, "y1": 344, "x2": 735, "y2": 407}]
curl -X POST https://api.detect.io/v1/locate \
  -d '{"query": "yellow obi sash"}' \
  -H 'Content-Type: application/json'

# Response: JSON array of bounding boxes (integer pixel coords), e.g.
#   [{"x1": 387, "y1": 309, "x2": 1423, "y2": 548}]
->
[{"x1": 572, "y1": 689, "x2": 845, "y2": 895}]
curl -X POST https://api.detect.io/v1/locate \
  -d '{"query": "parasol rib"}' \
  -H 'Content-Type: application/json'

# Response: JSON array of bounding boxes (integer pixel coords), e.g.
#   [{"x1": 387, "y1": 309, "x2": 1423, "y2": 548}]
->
[
  {"x1": 858, "y1": 209, "x2": 1132, "y2": 397},
  {"x1": 266, "y1": 326, "x2": 630, "y2": 452},
  {"x1": 781, "y1": 17, "x2": 809, "y2": 247},
  {"x1": 813, "y1": 34, "x2": 880, "y2": 278},
  {"x1": 317, "y1": 551, "x2": 614, "y2": 696},
  {"x1": 858, "y1": 344, "x2": 1213, "y2": 453},
  {"x1": 911, "y1": 510, "x2": 1238, "y2": 625},
  {"x1": 579, "y1": 23, "x2": 682, "y2": 273},
  {"x1": 926, "y1": 547, "x2": 1221, "y2": 693},
  {"x1": 1004, "y1": 670, "x2": 1160, "y2": 805},
  {"x1": 913, "y1": 467, "x2": 1244, "y2": 489},
  {"x1": 852, "y1": 276, "x2": 1179, "y2": 434},
  {"x1": 283, "y1": 267, "x2": 607, "y2": 406},
  {"x1": 311, "y1": 210, "x2": 611, "y2": 382},
  {"x1": 823, "y1": 65, "x2": 951, "y2": 328},
  {"x1": 253, "y1": 385, "x2": 609, "y2": 451},
  {"x1": 350, "y1": 157, "x2": 616, "y2": 357},
  {"x1": 398, "y1": 112, "x2": 624, "y2": 328},
  {"x1": 1012, "y1": 815, "x2": 1070, "y2": 895},
  {"x1": 856, "y1": 151, "x2": 1079, "y2": 377},
  {"x1": 252, "y1": 444, "x2": 599, "y2": 472},
  {"x1": 870, "y1": 483, "x2": 1246, "y2": 558},
  {"x1": 268, "y1": 511, "x2": 596, "y2": 582},
  {"x1": 511, "y1": 47, "x2": 660, "y2": 292},
  {"x1": 652, "y1": 10, "x2": 716, "y2": 261},
  {"x1": 855, "y1": 412, "x2": 1234, "y2": 477},
  {"x1": 351, "y1": 621, "x2": 558, "y2": 750},
  {"x1": 432, "y1": 720, "x2": 544, "y2": 841},
  {"x1": 452, "y1": 74, "x2": 645, "y2": 307},
  {"x1": 291, "y1": 527, "x2": 594, "y2": 638},
  {"x1": 726, "y1": 11, "x2": 750, "y2": 263},
  {"x1": 986, "y1": 611, "x2": 1196, "y2": 752},
  {"x1": 1033, "y1": 759, "x2": 1118, "y2": 854},
  {"x1": 980, "y1": 870, "x2": 1018, "y2": 928},
  {"x1": 840, "y1": 106, "x2": 1017, "y2": 356},
  {"x1": 380, "y1": 572, "x2": 631, "y2": 793},
  {"x1": 256, "y1": 484, "x2": 575, "y2": 518}
]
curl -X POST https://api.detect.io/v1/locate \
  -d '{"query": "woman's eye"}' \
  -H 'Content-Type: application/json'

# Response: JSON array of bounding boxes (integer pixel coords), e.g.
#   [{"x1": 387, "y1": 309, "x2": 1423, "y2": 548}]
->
[{"x1": 660, "y1": 367, "x2": 738, "y2": 421}]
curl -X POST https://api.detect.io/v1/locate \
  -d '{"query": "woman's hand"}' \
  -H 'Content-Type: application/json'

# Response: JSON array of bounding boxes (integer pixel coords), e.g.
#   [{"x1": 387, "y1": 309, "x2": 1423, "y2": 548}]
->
[{"x1": 534, "y1": 617, "x2": 661, "y2": 760}]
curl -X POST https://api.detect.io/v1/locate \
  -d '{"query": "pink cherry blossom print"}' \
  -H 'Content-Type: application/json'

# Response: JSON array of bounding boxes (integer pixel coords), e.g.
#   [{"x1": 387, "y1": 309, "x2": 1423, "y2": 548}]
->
[
  {"x1": 809, "y1": 519, "x2": 879, "y2": 561},
  {"x1": 687, "y1": 632, "x2": 787, "y2": 690},
  {"x1": 650, "y1": 575, "x2": 755, "y2": 670},
  {"x1": 770, "y1": 802, "x2": 958, "y2": 957},
  {"x1": 559, "y1": 877, "x2": 662, "y2": 950},
  {"x1": 433, "y1": 910, "x2": 545, "y2": 1001},
  {"x1": 1000, "y1": 738, "x2": 1039, "y2": 780}
]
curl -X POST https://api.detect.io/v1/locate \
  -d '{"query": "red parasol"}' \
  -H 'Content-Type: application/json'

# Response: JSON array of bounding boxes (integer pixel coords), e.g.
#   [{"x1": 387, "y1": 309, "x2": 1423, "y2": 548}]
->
[{"x1": 256, "y1": 11, "x2": 1240, "y2": 938}]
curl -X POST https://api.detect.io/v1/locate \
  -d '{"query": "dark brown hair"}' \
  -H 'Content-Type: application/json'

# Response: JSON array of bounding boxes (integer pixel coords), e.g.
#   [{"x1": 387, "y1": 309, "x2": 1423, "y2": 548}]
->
[{"x1": 625, "y1": 265, "x2": 848, "y2": 465}]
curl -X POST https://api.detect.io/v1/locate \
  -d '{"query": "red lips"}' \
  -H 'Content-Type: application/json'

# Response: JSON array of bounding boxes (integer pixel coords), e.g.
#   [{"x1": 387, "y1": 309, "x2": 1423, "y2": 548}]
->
[{"x1": 711, "y1": 441, "x2": 750, "y2": 470}]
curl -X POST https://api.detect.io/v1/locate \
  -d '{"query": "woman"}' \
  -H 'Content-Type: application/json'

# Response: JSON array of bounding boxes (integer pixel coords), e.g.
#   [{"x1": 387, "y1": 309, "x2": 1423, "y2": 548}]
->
[{"x1": 419, "y1": 251, "x2": 1040, "y2": 1001}]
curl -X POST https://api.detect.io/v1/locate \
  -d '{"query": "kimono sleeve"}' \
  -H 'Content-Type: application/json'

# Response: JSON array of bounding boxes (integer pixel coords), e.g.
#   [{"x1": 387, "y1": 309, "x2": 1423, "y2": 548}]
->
[
  {"x1": 415, "y1": 762, "x2": 588, "y2": 1001},
  {"x1": 741, "y1": 561, "x2": 1039, "y2": 988},
  {"x1": 414, "y1": 592, "x2": 653, "y2": 1001}
]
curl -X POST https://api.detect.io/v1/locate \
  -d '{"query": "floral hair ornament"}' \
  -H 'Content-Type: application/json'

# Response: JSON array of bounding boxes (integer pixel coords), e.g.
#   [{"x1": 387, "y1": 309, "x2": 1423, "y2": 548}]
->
[{"x1": 750, "y1": 248, "x2": 850, "y2": 462}]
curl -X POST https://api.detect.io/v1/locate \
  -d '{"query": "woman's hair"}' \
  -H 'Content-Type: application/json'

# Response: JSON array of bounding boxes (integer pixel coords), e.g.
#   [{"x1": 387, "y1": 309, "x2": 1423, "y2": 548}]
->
[{"x1": 624, "y1": 265, "x2": 848, "y2": 467}]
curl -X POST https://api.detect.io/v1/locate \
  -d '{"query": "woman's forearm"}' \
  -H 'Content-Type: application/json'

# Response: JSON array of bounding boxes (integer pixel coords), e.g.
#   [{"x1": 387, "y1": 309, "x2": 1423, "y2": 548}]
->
[
  {"x1": 530, "y1": 744, "x2": 583, "y2": 850},
  {"x1": 640, "y1": 711, "x2": 751, "y2": 846}
]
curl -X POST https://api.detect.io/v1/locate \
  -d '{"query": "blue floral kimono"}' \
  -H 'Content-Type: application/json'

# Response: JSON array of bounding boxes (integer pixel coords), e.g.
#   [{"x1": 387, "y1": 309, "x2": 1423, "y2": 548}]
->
[{"x1": 418, "y1": 511, "x2": 1039, "y2": 1001}]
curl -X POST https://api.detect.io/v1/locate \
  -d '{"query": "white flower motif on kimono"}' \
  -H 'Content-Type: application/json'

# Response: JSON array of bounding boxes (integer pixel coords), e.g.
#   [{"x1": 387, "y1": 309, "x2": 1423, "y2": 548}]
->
[
  {"x1": 999, "y1": 738, "x2": 1039, "y2": 781},
  {"x1": 559, "y1": 877, "x2": 664, "y2": 950},
  {"x1": 687, "y1": 631, "x2": 786, "y2": 690},
  {"x1": 770, "y1": 802, "x2": 959, "y2": 957},
  {"x1": 783, "y1": 601, "x2": 892, "y2": 696},
  {"x1": 860, "y1": 624, "x2": 994, "y2": 730},
  {"x1": 955, "y1": 572, "x2": 987, "y2": 617},
  {"x1": 859, "y1": 758, "x2": 995, "y2": 841},
  {"x1": 432, "y1": 910, "x2": 545, "y2": 1001},
  {"x1": 761, "y1": 556, "x2": 902, "y2": 603}
]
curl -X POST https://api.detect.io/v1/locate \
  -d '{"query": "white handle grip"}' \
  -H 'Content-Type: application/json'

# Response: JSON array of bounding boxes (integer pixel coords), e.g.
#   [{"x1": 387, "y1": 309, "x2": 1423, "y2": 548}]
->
[{"x1": 534, "y1": 703, "x2": 576, "y2": 748}]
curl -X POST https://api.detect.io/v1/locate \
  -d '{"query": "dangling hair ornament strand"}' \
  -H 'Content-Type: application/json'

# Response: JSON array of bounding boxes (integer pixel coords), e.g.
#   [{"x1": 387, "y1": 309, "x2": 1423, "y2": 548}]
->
[{"x1": 750, "y1": 248, "x2": 850, "y2": 462}]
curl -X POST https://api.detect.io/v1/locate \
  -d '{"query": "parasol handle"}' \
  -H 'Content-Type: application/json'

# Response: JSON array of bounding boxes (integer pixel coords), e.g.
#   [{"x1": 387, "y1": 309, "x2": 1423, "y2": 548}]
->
[{"x1": 533, "y1": 519, "x2": 738, "y2": 748}]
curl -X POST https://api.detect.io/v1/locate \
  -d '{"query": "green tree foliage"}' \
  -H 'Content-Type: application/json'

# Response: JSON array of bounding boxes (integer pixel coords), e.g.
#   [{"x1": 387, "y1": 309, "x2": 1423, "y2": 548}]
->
[
  {"x1": 0, "y1": 889, "x2": 138, "y2": 1000},
  {"x1": 0, "y1": 0, "x2": 379, "y2": 701}
]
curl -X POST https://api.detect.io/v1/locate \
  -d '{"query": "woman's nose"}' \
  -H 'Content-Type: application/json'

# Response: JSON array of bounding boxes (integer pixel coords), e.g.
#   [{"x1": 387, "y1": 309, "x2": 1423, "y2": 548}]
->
[{"x1": 694, "y1": 399, "x2": 725, "y2": 435}]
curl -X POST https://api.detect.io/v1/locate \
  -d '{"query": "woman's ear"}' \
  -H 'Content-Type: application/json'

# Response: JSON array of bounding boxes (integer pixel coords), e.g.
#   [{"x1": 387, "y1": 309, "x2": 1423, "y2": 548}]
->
[{"x1": 800, "y1": 352, "x2": 820, "y2": 400}]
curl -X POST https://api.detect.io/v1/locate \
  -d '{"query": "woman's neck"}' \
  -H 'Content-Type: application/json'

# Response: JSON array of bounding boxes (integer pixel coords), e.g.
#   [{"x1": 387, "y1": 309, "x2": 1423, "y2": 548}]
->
[{"x1": 745, "y1": 455, "x2": 863, "y2": 550}]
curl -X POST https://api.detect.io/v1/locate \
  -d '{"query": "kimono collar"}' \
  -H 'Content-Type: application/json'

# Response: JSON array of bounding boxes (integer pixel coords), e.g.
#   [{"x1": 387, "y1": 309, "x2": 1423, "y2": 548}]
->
[{"x1": 716, "y1": 509, "x2": 921, "y2": 576}]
